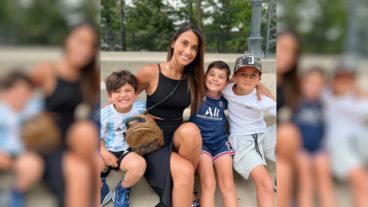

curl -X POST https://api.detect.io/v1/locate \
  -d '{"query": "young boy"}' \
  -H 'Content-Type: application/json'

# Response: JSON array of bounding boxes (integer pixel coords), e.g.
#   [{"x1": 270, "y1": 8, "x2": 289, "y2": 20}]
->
[
  {"x1": 0, "y1": 71, "x2": 44, "y2": 207},
  {"x1": 322, "y1": 66, "x2": 368, "y2": 207},
  {"x1": 190, "y1": 61, "x2": 237, "y2": 207},
  {"x1": 292, "y1": 67, "x2": 335, "y2": 207},
  {"x1": 100, "y1": 70, "x2": 146, "y2": 207},
  {"x1": 222, "y1": 54, "x2": 276, "y2": 207}
]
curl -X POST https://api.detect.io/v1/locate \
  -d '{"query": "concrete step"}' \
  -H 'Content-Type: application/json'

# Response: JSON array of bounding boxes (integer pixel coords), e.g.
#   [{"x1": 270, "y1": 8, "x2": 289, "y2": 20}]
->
[{"x1": 0, "y1": 162, "x2": 275, "y2": 207}]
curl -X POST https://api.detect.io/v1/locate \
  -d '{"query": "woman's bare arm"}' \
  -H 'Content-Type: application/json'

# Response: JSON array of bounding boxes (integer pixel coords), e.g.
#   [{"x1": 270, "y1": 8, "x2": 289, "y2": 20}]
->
[
  {"x1": 30, "y1": 62, "x2": 54, "y2": 93},
  {"x1": 135, "y1": 64, "x2": 157, "y2": 95}
]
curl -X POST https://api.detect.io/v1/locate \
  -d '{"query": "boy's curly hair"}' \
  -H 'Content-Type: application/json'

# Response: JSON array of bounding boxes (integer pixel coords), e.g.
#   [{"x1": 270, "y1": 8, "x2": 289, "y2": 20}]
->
[
  {"x1": 1, "y1": 70, "x2": 34, "y2": 90},
  {"x1": 105, "y1": 70, "x2": 137, "y2": 94}
]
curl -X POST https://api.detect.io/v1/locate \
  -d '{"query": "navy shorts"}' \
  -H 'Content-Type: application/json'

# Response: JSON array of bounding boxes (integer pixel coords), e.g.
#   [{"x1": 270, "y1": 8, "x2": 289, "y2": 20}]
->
[
  {"x1": 201, "y1": 139, "x2": 235, "y2": 160},
  {"x1": 101, "y1": 148, "x2": 132, "y2": 178}
]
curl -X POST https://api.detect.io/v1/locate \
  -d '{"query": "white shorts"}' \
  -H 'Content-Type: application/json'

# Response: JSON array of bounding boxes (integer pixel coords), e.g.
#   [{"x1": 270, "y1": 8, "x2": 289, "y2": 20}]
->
[
  {"x1": 229, "y1": 124, "x2": 276, "y2": 179},
  {"x1": 327, "y1": 131, "x2": 368, "y2": 180}
]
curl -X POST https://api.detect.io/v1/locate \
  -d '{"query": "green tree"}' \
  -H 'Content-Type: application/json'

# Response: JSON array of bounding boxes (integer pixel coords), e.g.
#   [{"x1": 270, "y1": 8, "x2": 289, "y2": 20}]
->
[
  {"x1": 278, "y1": 0, "x2": 349, "y2": 54},
  {"x1": 124, "y1": 0, "x2": 175, "y2": 51},
  {"x1": 202, "y1": 0, "x2": 253, "y2": 53},
  {"x1": 101, "y1": 0, "x2": 121, "y2": 50},
  {"x1": 0, "y1": 0, "x2": 97, "y2": 45}
]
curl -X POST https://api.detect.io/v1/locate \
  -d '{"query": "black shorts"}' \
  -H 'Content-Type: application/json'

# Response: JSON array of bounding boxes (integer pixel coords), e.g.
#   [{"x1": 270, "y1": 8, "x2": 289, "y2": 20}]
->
[{"x1": 101, "y1": 148, "x2": 132, "y2": 178}]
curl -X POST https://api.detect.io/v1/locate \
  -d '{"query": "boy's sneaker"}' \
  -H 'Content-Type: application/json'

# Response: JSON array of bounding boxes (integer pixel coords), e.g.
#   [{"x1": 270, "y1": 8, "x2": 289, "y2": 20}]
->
[
  {"x1": 9, "y1": 189, "x2": 24, "y2": 207},
  {"x1": 192, "y1": 190, "x2": 200, "y2": 207},
  {"x1": 192, "y1": 199, "x2": 200, "y2": 207},
  {"x1": 101, "y1": 178, "x2": 113, "y2": 207},
  {"x1": 113, "y1": 180, "x2": 131, "y2": 207}
]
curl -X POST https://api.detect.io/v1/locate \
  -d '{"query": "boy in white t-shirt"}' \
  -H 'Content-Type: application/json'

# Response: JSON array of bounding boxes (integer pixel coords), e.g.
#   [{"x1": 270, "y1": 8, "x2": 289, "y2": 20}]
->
[
  {"x1": 223, "y1": 54, "x2": 276, "y2": 207},
  {"x1": 322, "y1": 66, "x2": 368, "y2": 207},
  {"x1": 99, "y1": 70, "x2": 146, "y2": 207}
]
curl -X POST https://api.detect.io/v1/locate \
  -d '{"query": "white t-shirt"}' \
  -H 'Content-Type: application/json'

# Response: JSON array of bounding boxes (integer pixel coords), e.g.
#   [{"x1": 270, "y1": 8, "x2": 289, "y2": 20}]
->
[
  {"x1": 322, "y1": 88, "x2": 368, "y2": 140},
  {"x1": 222, "y1": 83, "x2": 276, "y2": 136},
  {"x1": 100, "y1": 101, "x2": 146, "y2": 152}
]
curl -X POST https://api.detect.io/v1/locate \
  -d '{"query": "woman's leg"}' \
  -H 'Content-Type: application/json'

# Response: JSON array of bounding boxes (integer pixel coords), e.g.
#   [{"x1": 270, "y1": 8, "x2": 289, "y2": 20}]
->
[
  {"x1": 214, "y1": 155, "x2": 238, "y2": 207},
  {"x1": 170, "y1": 152, "x2": 195, "y2": 207},
  {"x1": 276, "y1": 122, "x2": 301, "y2": 207},
  {"x1": 313, "y1": 152, "x2": 335, "y2": 207},
  {"x1": 171, "y1": 122, "x2": 201, "y2": 207},
  {"x1": 250, "y1": 165, "x2": 274, "y2": 207},
  {"x1": 197, "y1": 154, "x2": 216, "y2": 207},
  {"x1": 63, "y1": 153, "x2": 91, "y2": 207},
  {"x1": 65, "y1": 121, "x2": 100, "y2": 207},
  {"x1": 296, "y1": 151, "x2": 314, "y2": 207},
  {"x1": 173, "y1": 122, "x2": 202, "y2": 168}
]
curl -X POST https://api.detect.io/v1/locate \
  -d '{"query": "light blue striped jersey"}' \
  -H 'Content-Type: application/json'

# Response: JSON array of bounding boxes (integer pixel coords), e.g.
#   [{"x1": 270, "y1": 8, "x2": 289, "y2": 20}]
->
[
  {"x1": 0, "y1": 95, "x2": 43, "y2": 155},
  {"x1": 100, "y1": 101, "x2": 146, "y2": 152}
]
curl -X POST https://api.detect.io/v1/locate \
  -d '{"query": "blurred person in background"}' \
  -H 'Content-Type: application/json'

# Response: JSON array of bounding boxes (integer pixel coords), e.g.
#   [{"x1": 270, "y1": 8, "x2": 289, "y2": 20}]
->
[
  {"x1": 292, "y1": 67, "x2": 335, "y2": 207},
  {"x1": 0, "y1": 71, "x2": 44, "y2": 207},
  {"x1": 8, "y1": 22, "x2": 101, "y2": 207},
  {"x1": 322, "y1": 66, "x2": 368, "y2": 207},
  {"x1": 276, "y1": 29, "x2": 302, "y2": 207}
]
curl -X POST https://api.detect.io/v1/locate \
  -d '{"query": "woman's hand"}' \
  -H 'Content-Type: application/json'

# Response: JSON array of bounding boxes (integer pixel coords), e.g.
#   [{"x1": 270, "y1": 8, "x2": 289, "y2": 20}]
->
[{"x1": 256, "y1": 83, "x2": 276, "y2": 101}]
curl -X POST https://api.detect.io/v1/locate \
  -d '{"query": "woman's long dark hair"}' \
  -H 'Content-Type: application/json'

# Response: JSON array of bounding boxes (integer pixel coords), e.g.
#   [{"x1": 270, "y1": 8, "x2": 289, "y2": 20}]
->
[
  {"x1": 278, "y1": 29, "x2": 301, "y2": 110},
  {"x1": 167, "y1": 23, "x2": 205, "y2": 114},
  {"x1": 64, "y1": 21, "x2": 99, "y2": 107}
]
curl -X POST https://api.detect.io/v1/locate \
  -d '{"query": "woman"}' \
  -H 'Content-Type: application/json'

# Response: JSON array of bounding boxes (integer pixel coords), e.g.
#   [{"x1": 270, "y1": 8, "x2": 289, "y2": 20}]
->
[
  {"x1": 276, "y1": 29, "x2": 302, "y2": 207},
  {"x1": 16, "y1": 22, "x2": 100, "y2": 207},
  {"x1": 136, "y1": 23, "x2": 204, "y2": 207}
]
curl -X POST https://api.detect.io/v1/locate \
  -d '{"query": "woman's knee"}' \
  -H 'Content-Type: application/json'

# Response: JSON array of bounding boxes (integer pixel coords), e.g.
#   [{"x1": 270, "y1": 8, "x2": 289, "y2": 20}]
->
[
  {"x1": 66, "y1": 121, "x2": 99, "y2": 158},
  {"x1": 277, "y1": 122, "x2": 301, "y2": 159},
  {"x1": 174, "y1": 123, "x2": 202, "y2": 147}
]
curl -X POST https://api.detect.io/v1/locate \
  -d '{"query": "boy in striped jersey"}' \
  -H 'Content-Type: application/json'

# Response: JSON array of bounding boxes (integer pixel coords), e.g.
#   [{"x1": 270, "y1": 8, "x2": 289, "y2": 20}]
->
[{"x1": 99, "y1": 70, "x2": 146, "y2": 207}]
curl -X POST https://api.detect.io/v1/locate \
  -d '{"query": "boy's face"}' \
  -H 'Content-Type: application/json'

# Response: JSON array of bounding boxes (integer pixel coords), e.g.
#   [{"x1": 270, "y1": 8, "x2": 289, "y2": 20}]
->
[
  {"x1": 205, "y1": 67, "x2": 228, "y2": 95},
  {"x1": 301, "y1": 71, "x2": 325, "y2": 100},
  {"x1": 332, "y1": 72, "x2": 355, "y2": 96},
  {"x1": 7, "y1": 80, "x2": 33, "y2": 111},
  {"x1": 108, "y1": 83, "x2": 137, "y2": 113},
  {"x1": 233, "y1": 67, "x2": 261, "y2": 93}
]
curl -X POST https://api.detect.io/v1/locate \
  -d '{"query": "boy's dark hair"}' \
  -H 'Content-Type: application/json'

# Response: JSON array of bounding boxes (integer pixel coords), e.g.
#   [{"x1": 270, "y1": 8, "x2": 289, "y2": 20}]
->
[
  {"x1": 206, "y1": 61, "x2": 231, "y2": 80},
  {"x1": 1, "y1": 70, "x2": 34, "y2": 90},
  {"x1": 105, "y1": 70, "x2": 137, "y2": 94},
  {"x1": 301, "y1": 66, "x2": 325, "y2": 78}
]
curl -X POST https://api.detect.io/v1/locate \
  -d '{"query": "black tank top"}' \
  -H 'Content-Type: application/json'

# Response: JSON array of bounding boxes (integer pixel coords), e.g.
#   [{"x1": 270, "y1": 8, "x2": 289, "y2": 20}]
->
[
  {"x1": 45, "y1": 76, "x2": 83, "y2": 140},
  {"x1": 146, "y1": 64, "x2": 191, "y2": 120}
]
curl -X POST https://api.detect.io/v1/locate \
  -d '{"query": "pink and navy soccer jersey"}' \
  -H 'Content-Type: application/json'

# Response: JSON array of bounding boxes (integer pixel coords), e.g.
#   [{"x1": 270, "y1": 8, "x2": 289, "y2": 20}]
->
[
  {"x1": 190, "y1": 94, "x2": 228, "y2": 146},
  {"x1": 292, "y1": 99, "x2": 324, "y2": 153}
]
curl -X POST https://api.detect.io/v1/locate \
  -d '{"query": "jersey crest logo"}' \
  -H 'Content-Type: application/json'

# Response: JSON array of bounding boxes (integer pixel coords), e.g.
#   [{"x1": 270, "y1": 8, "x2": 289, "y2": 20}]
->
[{"x1": 219, "y1": 101, "x2": 224, "y2": 108}]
